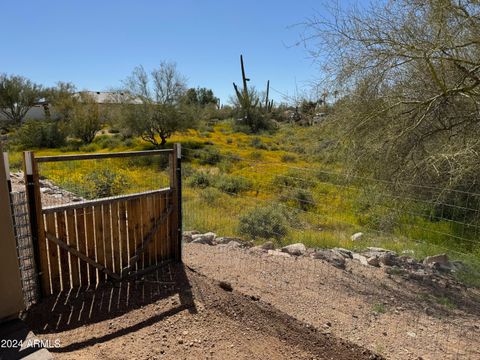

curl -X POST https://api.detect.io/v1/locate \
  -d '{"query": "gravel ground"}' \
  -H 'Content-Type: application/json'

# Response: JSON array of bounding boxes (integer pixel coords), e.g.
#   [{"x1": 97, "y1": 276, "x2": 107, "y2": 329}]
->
[
  {"x1": 24, "y1": 264, "x2": 380, "y2": 360},
  {"x1": 184, "y1": 243, "x2": 480, "y2": 360}
]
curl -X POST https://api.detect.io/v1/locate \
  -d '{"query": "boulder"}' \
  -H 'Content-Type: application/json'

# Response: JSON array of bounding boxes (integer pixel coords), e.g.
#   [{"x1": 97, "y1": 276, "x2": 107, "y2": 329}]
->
[
  {"x1": 423, "y1": 253, "x2": 449, "y2": 266},
  {"x1": 192, "y1": 232, "x2": 216, "y2": 244},
  {"x1": 351, "y1": 232, "x2": 364, "y2": 241},
  {"x1": 221, "y1": 241, "x2": 242, "y2": 249},
  {"x1": 183, "y1": 230, "x2": 200, "y2": 243},
  {"x1": 281, "y1": 243, "x2": 306, "y2": 256},
  {"x1": 352, "y1": 253, "x2": 369, "y2": 266},
  {"x1": 215, "y1": 236, "x2": 241, "y2": 245},
  {"x1": 332, "y1": 247, "x2": 353, "y2": 259},
  {"x1": 260, "y1": 241, "x2": 275, "y2": 250},
  {"x1": 312, "y1": 250, "x2": 346, "y2": 269},
  {"x1": 367, "y1": 256, "x2": 380, "y2": 267},
  {"x1": 191, "y1": 232, "x2": 216, "y2": 245},
  {"x1": 267, "y1": 249, "x2": 291, "y2": 258},
  {"x1": 366, "y1": 247, "x2": 394, "y2": 253},
  {"x1": 379, "y1": 252, "x2": 397, "y2": 266}
]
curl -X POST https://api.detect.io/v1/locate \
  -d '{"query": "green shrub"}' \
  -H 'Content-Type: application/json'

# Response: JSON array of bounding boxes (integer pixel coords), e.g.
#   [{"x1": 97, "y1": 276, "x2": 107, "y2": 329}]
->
[
  {"x1": 226, "y1": 138, "x2": 233, "y2": 144},
  {"x1": 250, "y1": 137, "x2": 269, "y2": 150},
  {"x1": 199, "y1": 187, "x2": 223, "y2": 205},
  {"x1": 238, "y1": 206, "x2": 288, "y2": 240},
  {"x1": 93, "y1": 134, "x2": 122, "y2": 149},
  {"x1": 84, "y1": 168, "x2": 129, "y2": 199},
  {"x1": 272, "y1": 169, "x2": 316, "y2": 189},
  {"x1": 281, "y1": 154, "x2": 297, "y2": 163},
  {"x1": 215, "y1": 174, "x2": 252, "y2": 194},
  {"x1": 249, "y1": 151, "x2": 263, "y2": 160},
  {"x1": 280, "y1": 188, "x2": 315, "y2": 211},
  {"x1": 188, "y1": 172, "x2": 212, "y2": 188},
  {"x1": 14, "y1": 120, "x2": 66, "y2": 149},
  {"x1": 198, "y1": 147, "x2": 221, "y2": 165}
]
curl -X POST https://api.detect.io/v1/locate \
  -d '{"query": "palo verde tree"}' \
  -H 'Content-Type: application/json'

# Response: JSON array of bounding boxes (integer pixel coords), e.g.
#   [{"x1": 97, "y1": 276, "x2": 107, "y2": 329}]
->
[
  {"x1": 122, "y1": 62, "x2": 194, "y2": 147},
  {"x1": 46, "y1": 83, "x2": 103, "y2": 144},
  {"x1": 0, "y1": 74, "x2": 44, "y2": 128},
  {"x1": 303, "y1": 0, "x2": 480, "y2": 207}
]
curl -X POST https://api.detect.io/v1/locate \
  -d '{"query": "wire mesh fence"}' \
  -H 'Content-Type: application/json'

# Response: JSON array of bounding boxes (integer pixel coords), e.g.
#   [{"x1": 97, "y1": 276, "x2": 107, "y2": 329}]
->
[
  {"x1": 9, "y1": 190, "x2": 39, "y2": 308},
  {"x1": 180, "y1": 145, "x2": 480, "y2": 359}
]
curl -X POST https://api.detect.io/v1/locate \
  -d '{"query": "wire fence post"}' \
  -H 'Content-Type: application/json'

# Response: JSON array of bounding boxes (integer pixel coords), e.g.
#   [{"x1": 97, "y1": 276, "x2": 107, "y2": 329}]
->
[
  {"x1": 23, "y1": 151, "x2": 46, "y2": 298},
  {"x1": 172, "y1": 143, "x2": 182, "y2": 262}
]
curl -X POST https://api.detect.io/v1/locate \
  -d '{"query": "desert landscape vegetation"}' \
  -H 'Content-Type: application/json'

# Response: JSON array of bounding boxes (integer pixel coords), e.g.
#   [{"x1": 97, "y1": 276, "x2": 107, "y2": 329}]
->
[{"x1": 1, "y1": 0, "x2": 480, "y2": 359}]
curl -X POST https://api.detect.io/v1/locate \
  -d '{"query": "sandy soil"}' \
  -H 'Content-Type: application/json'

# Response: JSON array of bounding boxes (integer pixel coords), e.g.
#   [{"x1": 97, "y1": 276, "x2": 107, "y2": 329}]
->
[
  {"x1": 24, "y1": 264, "x2": 380, "y2": 360},
  {"x1": 184, "y1": 243, "x2": 480, "y2": 360}
]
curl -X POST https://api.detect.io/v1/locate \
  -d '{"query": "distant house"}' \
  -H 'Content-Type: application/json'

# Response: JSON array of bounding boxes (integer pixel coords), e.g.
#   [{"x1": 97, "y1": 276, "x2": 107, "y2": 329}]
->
[{"x1": 0, "y1": 91, "x2": 140, "y2": 122}]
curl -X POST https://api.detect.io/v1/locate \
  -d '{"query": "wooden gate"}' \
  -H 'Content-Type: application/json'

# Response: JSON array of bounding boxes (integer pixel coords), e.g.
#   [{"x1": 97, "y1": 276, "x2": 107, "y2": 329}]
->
[{"x1": 23, "y1": 146, "x2": 182, "y2": 297}]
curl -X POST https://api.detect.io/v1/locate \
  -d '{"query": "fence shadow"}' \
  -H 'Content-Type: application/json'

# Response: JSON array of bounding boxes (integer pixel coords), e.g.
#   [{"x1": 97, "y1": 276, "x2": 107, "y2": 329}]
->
[{"x1": 24, "y1": 263, "x2": 196, "y2": 339}]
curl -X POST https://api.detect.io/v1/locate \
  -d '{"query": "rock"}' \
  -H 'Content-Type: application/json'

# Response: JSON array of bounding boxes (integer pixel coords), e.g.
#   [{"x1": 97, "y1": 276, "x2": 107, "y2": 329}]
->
[
  {"x1": 191, "y1": 232, "x2": 216, "y2": 245},
  {"x1": 423, "y1": 253, "x2": 449, "y2": 266},
  {"x1": 215, "y1": 236, "x2": 241, "y2": 245},
  {"x1": 332, "y1": 247, "x2": 353, "y2": 259},
  {"x1": 267, "y1": 249, "x2": 291, "y2": 258},
  {"x1": 223, "y1": 241, "x2": 242, "y2": 249},
  {"x1": 260, "y1": 241, "x2": 275, "y2": 250},
  {"x1": 351, "y1": 232, "x2": 364, "y2": 241},
  {"x1": 312, "y1": 250, "x2": 346, "y2": 269},
  {"x1": 192, "y1": 234, "x2": 213, "y2": 245},
  {"x1": 367, "y1": 256, "x2": 380, "y2": 267},
  {"x1": 379, "y1": 252, "x2": 397, "y2": 266},
  {"x1": 281, "y1": 243, "x2": 306, "y2": 256},
  {"x1": 218, "y1": 281, "x2": 233, "y2": 292},
  {"x1": 366, "y1": 247, "x2": 392, "y2": 253},
  {"x1": 352, "y1": 253, "x2": 369, "y2": 266}
]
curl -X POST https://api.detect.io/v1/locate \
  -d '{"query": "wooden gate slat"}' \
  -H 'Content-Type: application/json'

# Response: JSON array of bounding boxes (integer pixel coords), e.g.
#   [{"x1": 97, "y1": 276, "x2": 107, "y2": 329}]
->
[
  {"x1": 66, "y1": 209, "x2": 80, "y2": 288},
  {"x1": 75, "y1": 208, "x2": 88, "y2": 286},
  {"x1": 103, "y1": 203, "x2": 114, "y2": 276},
  {"x1": 111, "y1": 202, "x2": 120, "y2": 274},
  {"x1": 94, "y1": 205, "x2": 105, "y2": 282},
  {"x1": 126, "y1": 199, "x2": 136, "y2": 272},
  {"x1": 56, "y1": 211, "x2": 70, "y2": 290},
  {"x1": 44, "y1": 212, "x2": 59, "y2": 294},
  {"x1": 157, "y1": 193, "x2": 165, "y2": 262},
  {"x1": 119, "y1": 201, "x2": 128, "y2": 271},
  {"x1": 85, "y1": 207, "x2": 97, "y2": 286},
  {"x1": 140, "y1": 196, "x2": 149, "y2": 268},
  {"x1": 146, "y1": 195, "x2": 155, "y2": 266}
]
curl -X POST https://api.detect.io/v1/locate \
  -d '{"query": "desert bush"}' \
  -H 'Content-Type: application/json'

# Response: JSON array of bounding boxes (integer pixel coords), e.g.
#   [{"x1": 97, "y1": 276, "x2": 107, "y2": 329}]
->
[
  {"x1": 188, "y1": 171, "x2": 212, "y2": 188},
  {"x1": 280, "y1": 188, "x2": 315, "y2": 211},
  {"x1": 272, "y1": 169, "x2": 316, "y2": 189},
  {"x1": 14, "y1": 119, "x2": 66, "y2": 149},
  {"x1": 249, "y1": 151, "x2": 263, "y2": 160},
  {"x1": 281, "y1": 154, "x2": 297, "y2": 163},
  {"x1": 84, "y1": 168, "x2": 129, "y2": 199},
  {"x1": 250, "y1": 137, "x2": 269, "y2": 150},
  {"x1": 127, "y1": 154, "x2": 169, "y2": 170},
  {"x1": 198, "y1": 147, "x2": 221, "y2": 165},
  {"x1": 215, "y1": 174, "x2": 252, "y2": 194},
  {"x1": 93, "y1": 134, "x2": 123, "y2": 149},
  {"x1": 238, "y1": 206, "x2": 288, "y2": 240},
  {"x1": 199, "y1": 187, "x2": 223, "y2": 205}
]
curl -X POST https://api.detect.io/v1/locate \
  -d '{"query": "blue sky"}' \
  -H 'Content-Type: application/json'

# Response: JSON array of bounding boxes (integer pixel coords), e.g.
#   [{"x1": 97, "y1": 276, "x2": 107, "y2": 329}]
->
[{"x1": 0, "y1": 0, "x2": 356, "y2": 104}]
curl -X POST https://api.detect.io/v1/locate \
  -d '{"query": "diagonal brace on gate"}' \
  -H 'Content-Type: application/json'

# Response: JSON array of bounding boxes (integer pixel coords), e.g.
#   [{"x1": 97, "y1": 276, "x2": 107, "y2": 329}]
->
[
  {"x1": 120, "y1": 205, "x2": 172, "y2": 277},
  {"x1": 45, "y1": 231, "x2": 121, "y2": 281},
  {"x1": 44, "y1": 205, "x2": 172, "y2": 281}
]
